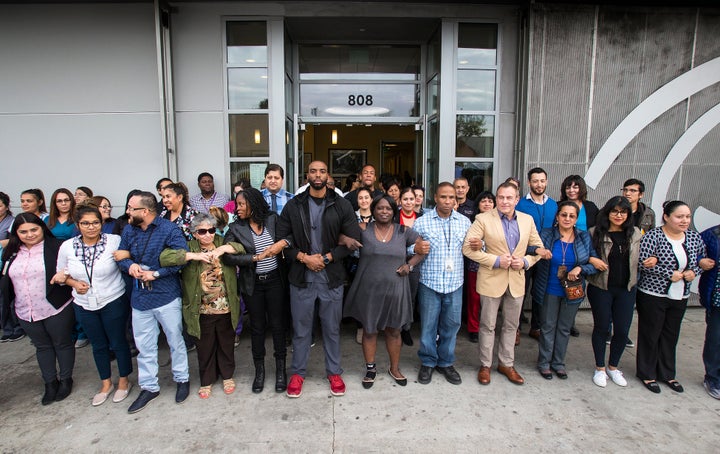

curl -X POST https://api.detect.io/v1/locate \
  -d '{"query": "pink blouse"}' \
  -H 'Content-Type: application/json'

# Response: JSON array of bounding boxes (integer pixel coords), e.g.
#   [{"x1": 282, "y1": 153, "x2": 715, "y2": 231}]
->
[{"x1": 8, "y1": 241, "x2": 70, "y2": 322}]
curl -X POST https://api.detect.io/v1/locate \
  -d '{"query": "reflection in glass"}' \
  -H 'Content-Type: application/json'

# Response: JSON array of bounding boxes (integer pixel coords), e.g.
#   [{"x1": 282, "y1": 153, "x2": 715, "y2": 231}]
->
[
  {"x1": 230, "y1": 161, "x2": 269, "y2": 189},
  {"x1": 455, "y1": 161, "x2": 493, "y2": 199},
  {"x1": 229, "y1": 114, "x2": 269, "y2": 158},
  {"x1": 427, "y1": 30, "x2": 441, "y2": 77},
  {"x1": 457, "y1": 70, "x2": 495, "y2": 111},
  {"x1": 456, "y1": 115, "x2": 494, "y2": 158},
  {"x1": 227, "y1": 22, "x2": 267, "y2": 65},
  {"x1": 228, "y1": 68, "x2": 268, "y2": 110},
  {"x1": 299, "y1": 45, "x2": 420, "y2": 80},
  {"x1": 425, "y1": 118, "x2": 439, "y2": 200},
  {"x1": 427, "y1": 75, "x2": 438, "y2": 116},
  {"x1": 300, "y1": 84, "x2": 418, "y2": 117},
  {"x1": 458, "y1": 23, "x2": 498, "y2": 66}
]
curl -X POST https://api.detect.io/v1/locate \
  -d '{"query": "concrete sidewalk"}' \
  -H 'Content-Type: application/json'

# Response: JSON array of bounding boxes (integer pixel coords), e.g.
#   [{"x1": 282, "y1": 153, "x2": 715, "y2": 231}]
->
[{"x1": 1, "y1": 307, "x2": 719, "y2": 453}]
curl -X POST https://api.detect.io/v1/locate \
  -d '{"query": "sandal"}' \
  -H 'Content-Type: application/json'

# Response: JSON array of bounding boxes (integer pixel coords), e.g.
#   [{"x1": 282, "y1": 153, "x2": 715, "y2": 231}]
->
[
  {"x1": 223, "y1": 379, "x2": 236, "y2": 395},
  {"x1": 362, "y1": 368, "x2": 377, "y2": 389},
  {"x1": 388, "y1": 369, "x2": 408, "y2": 386},
  {"x1": 643, "y1": 380, "x2": 661, "y2": 394},
  {"x1": 198, "y1": 386, "x2": 212, "y2": 399}
]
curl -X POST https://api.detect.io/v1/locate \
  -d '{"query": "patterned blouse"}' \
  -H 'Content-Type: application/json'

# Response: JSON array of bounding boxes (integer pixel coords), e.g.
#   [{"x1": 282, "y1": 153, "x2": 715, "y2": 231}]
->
[
  {"x1": 160, "y1": 204, "x2": 198, "y2": 241},
  {"x1": 637, "y1": 226, "x2": 706, "y2": 299},
  {"x1": 198, "y1": 253, "x2": 229, "y2": 315}
]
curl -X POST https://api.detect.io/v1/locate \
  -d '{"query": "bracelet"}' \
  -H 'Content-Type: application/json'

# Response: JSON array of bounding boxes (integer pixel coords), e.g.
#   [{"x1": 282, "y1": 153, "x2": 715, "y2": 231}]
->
[{"x1": 252, "y1": 254, "x2": 258, "y2": 262}]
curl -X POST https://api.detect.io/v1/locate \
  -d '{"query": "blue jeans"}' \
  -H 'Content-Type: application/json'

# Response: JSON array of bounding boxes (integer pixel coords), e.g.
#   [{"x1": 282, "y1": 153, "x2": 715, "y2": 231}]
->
[
  {"x1": 74, "y1": 295, "x2": 133, "y2": 380},
  {"x1": 132, "y1": 298, "x2": 189, "y2": 392},
  {"x1": 417, "y1": 284, "x2": 462, "y2": 367},
  {"x1": 704, "y1": 306, "x2": 720, "y2": 388}
]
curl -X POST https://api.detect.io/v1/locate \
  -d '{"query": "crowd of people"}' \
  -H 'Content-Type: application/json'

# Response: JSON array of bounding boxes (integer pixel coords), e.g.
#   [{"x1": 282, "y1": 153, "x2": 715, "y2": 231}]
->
[{"x1": 1, "y1": 162, "x2": 720, "y2": 414}]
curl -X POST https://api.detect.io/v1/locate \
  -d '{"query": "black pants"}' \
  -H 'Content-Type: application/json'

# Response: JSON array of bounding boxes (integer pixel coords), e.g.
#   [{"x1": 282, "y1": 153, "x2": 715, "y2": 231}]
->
[
  {"x1": 588, "y1": 284, "x2": 636, "y2": 368},
  {"x1": 635, "y1": 291, "x2": 687, "y2": 381},
  {"x1": 18, "y1": 304, "x2": 75, "y2": 384},
  {"x1": 244, "y1": 271, "x2": 287, "y2": 363}
]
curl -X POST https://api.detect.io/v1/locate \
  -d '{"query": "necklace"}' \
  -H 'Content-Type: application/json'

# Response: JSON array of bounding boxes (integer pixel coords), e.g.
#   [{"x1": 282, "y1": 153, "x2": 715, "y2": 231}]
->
[{"x1": 375, "y1": 223, "x2": 393, "y2": 243}]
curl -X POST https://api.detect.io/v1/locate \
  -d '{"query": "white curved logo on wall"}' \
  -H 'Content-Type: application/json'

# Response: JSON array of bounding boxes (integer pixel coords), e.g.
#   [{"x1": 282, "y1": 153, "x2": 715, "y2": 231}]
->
[{"x1": 584, "y1": 56, "x2": 720, "y2": 233}]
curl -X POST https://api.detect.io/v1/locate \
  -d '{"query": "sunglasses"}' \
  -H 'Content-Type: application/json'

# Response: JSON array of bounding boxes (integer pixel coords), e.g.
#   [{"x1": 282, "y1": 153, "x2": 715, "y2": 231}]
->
[{"x1": 195, "y1": 228, "x2": 217, "y2": 235}]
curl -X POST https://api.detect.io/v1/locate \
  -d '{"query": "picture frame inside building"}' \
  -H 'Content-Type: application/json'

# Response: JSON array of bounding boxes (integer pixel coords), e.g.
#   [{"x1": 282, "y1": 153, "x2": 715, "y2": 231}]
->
[{"x1": 329, "y1": 149, "x2": 366, "y2": 177}]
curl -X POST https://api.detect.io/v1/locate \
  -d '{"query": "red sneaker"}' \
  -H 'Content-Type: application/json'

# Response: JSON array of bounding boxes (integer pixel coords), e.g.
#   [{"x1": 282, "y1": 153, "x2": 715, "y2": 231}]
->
[
  {"x1": 286, "y1": 374, "x2": 304, "y2": 398},
  {"x1": 327, "y1": 374, "x2": 346, "y2": 396}
]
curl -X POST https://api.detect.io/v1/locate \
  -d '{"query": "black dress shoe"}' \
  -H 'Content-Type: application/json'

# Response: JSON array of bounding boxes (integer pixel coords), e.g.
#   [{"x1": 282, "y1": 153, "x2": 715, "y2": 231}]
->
[
  {"x1": 418, "y1": 365, "x2": 433, "y2": 384},
  {"x1": 643, "y1": 380, "x2": 661, "y2": 394},
  {"x1": 539, "y1": 369, "x2": 553, "y2": 380},
  {"x1": 128, "y1": 390, "x2": 160, "y2": 413},
  {"x1": 468, "y1": 332, "x2": 479, "y2": 343},
  {"x1": 55, "y1": 378, "x2": 73, "y2": 401},
  {"x1": 570, "y1": 326, "x2": 580, "y2": 337},
  {"x1": 401, "y1": 329, "x2": 414, "y2": 346},
  {"x1": 252, "y1": 363, "x2": 265, "y2": 393},
  {"x1": 435, "y1": 365, "x2": 462, "y2": 385},
  {"x1": 665, "y1": 380, "x2": 684, "y2": 393},
  {"x1": 42, "y1": 379, "x2": 59, "y2": 405},
  {"x1": 175, "y1": 381, "x2": 190, "y2": 403},
  {"x1": 553, "y1": 369, "x2": 568, "y2": 380}
]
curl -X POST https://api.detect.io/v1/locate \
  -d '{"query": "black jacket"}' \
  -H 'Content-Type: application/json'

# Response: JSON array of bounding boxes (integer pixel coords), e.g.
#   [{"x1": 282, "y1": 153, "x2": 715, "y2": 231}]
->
[
  {"x1": 277, "y1": 189, "x2": 362, "y2": 289},
  {"x1": 222, "y1": 213, "x2": 287, "y2": 296}
]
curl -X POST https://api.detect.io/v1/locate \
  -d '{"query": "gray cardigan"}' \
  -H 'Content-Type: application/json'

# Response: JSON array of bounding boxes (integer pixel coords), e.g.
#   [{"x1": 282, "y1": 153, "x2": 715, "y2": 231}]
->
[{"x1": 586, "y1": 227, "x2": 642, "y2": 292}]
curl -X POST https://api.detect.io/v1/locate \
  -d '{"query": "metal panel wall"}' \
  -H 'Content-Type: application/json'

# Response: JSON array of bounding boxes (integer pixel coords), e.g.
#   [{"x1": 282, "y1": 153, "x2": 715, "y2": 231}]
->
[{"x1": 524, "y1": 5, "x2": 720, "y2": 224}]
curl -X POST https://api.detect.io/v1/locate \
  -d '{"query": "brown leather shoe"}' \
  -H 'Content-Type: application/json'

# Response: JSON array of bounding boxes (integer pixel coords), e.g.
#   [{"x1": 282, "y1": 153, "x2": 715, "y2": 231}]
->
[
  {"x1": 515, "y1": 329, "x2": 521, "y2": 346},
  {"x1": 528, "y1": 328, "x2": 541, "y2": 340},
  {"x1": 497, "y1": 365, "x2": 524, "y2": 385},
  {"x1": 477, "y1": 366, "x2": 491, "y2": 385}
]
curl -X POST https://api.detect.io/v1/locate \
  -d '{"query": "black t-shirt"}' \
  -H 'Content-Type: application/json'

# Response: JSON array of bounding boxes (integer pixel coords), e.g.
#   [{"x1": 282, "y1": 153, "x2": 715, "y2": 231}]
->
[{"x1": 607, "y1": 231, "x2": 630, "y2": 288}]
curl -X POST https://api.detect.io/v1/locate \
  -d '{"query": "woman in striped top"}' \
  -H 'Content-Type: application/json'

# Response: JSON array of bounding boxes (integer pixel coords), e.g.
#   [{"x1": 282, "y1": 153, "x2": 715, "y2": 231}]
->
[{"x1": 223, "y1": 187, "x2": 289, "y2": 394}]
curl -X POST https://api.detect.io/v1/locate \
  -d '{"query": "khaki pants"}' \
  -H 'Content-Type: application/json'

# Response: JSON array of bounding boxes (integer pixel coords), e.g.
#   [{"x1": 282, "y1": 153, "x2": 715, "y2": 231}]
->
[{"x1": 479, "y1": 288, "x2": 523, "y2": 368}]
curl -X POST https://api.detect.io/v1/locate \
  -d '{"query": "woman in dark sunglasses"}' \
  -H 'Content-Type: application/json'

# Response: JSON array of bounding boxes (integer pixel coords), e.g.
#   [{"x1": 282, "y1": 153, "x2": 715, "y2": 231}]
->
[
  {"x1": 223, "y1": 187, "x2": 290, "y2": 394},
  {"x1": 159, "y1": 213, "x2": 245, "y2": 399}
]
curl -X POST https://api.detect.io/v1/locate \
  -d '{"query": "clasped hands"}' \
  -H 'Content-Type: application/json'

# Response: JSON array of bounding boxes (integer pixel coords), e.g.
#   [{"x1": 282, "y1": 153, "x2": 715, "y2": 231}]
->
[
  {"x1": 643, "y1": 255, "x2": 699, "y2": 282},
  {"x1": 498, "y1": 254, "x2": 525, "y2": 270},
  {"x1": 50, "y1": 271, "x2": 90, "y2": 294}
]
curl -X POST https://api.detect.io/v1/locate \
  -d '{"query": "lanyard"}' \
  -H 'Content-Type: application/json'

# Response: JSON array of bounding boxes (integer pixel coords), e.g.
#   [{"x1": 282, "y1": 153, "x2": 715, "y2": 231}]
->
[
  {"x1": 136, "y1": 225, "x2": 156, "y2": 265},
  {"x1": 81, "y1": 242, "x2": 98, "y2": 285}
]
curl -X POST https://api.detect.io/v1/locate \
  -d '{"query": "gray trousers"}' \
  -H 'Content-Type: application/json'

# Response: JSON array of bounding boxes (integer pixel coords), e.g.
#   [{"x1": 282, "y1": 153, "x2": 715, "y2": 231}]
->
[
  {"x1": 538, "y1": 294, "x2": 580, "y2": 371},
  {"x1": 289, "y1": 282, "x2": 344, "y2": 377}
]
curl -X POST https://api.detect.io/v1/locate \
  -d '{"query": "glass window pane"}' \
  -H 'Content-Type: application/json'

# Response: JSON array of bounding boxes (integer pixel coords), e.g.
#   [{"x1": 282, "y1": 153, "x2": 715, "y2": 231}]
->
[
  {"x1": 455, "y1": 161, "x2": 493, "y2": 199},
  {"x1": 425, "y1": 118, "x2": 439, "y2": 203},
  {"x1": 227, "y1": 22, "x2": 267, "y2": 66},
  {"x1": 457, "y1": 70, "x2": 495, "y2": 111},
  {"x1": 228, "y1": 68, "x2": 268, "y2": 110},
  {"x1": 427, "y1": 30, "x2": 441, "y2": 77},
  {"x1": 299, "y1": 45, "x2": 420, "y2": 80},
  {"x1": 426, "y1": 75, "x2": 438, "y2": 116},
  {"x1": 300, "y1": 84, "x2": 418, "y2": 117},
  {"x1": 229, "y1": 114, "x2": 269, "y2": 158},
  {"x1": 458, "y1": 23, "x2": 498, "y2": 66},
  {"x1": 456, "y1": 115, "x2": 494, "y2": 158},
  {"x1": 230, "y1": 161, "x2": 269, "y2": 189}
]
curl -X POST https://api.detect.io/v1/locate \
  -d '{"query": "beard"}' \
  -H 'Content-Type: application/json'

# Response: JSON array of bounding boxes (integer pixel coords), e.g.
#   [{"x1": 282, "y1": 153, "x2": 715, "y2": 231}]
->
[
  {"x1": 129, "y1": 215, "x2": 143, "y2": 226},
  {"x1": 310, "y1": 179, "x2": 327, "y2": 190},
  {"x1": 531, "y1": 186, "x2": 546, "y2": 196}
]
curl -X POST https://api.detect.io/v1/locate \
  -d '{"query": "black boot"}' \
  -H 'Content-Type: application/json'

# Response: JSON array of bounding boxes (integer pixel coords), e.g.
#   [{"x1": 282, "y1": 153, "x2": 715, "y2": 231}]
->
[
  {"x1": 252, "y1": 362, "x2": 265, "y2": 393},
  {"x1": 42, "y1": 379, "x2": 59, "y2": 406},
  {"x1": 275, "y1": 358, "x2": 287, "y2": 393},
  {"x1": 55, "y1": 377, "x2": 73, "y2": 402}
]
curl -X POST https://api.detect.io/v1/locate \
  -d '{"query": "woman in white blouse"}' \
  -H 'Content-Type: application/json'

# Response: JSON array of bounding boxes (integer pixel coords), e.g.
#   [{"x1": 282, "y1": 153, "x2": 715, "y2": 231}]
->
[{"x1": 53, "y1": 205, "x2": 133, "y2": 406}]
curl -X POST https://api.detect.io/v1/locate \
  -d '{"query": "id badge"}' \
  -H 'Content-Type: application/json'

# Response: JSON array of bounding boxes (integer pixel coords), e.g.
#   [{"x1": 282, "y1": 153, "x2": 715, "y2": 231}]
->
[
  {"x1": 87, "y1": 288, "x2": 99, "y2": 309},
  {"x1": 557, "y1": 265, "x2": 567, "y2": 279},
  {"x1": 445, "y1": 258, "x2": 454, "y2": 272}
]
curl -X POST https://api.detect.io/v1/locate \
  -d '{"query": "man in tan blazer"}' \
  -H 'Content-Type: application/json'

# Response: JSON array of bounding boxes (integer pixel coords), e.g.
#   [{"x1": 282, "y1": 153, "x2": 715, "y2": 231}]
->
[{"x1": 462, "y1": 182, "x2": 546, "y2": 385}]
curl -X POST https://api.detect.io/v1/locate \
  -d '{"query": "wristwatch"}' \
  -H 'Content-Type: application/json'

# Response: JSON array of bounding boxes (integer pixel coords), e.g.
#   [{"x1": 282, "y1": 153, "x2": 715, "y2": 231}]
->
[
  {"x1": 408, "y1": 264, "x2": 414, "y2": 272},
  {"x1": 322, "y1": 254, "x2": 331, "y2": 265},
  {"x1": 152, "y1": 271, "x2": 160, "y2": 278}
]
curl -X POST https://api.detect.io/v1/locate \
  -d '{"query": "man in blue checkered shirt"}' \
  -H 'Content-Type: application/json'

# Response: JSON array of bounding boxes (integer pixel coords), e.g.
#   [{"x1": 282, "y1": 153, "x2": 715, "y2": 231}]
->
[
  {"x1": 261, "y1": 164, "x2": 294, "y2": 215},
  {"x1": 411, "y1": 182, "x2": 471, "y2": 386}
]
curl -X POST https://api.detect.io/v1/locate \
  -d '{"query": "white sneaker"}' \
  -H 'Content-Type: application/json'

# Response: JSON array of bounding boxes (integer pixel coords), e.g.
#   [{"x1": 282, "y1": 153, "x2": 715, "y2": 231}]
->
[
  {"x1": 607, "y1": 368, "x2": 627, "y2": 387},
  {"x1": 593, "y1": 370, "x2": 608, "y2": 387}
]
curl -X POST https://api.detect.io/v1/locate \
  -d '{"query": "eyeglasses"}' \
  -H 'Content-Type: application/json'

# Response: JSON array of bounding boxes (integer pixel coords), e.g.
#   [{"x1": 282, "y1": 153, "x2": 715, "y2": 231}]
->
[
  {"x1": 56, "y1": 198, "x2": 72, "y2": 204},
  {"x1": 127, "y1": 207, "x2": 146, "y2": 212},
  {"x1": 558, "y1": 213, "x2": 577, "y2": 218},
  {"x1": 78, "y1": 221, "x2": 102, "y2": 227},
  {"x1": 621, "y1": 188, "x2": 640, "y2": 193},
  {"x1": 610, "y1": 209, "x2": 628, "y2": 216},
  {"x1": 100, "y1": 205, "x2": 112, "y2": 210},
  {"x1": 194, "y1": 228, "x2": 217, "y2": 236}
]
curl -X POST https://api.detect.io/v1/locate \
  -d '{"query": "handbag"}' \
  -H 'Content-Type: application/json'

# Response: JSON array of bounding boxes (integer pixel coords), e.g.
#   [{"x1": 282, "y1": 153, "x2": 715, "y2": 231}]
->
[{"x1": 562, "y1": 277, "x2": 585, "y2": 300}]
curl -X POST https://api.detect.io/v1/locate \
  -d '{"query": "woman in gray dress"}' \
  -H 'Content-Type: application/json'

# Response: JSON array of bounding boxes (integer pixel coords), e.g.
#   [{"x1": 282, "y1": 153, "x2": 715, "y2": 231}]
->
[{"x1": 344, "y1": 195, "x2": 426, "y2": 389}]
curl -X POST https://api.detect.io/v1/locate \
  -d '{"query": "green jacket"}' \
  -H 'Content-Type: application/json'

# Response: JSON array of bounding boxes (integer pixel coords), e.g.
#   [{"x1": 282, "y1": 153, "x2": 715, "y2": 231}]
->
[{"x1": 159, "y1": 235, "x2": 245, "y2": 339}]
